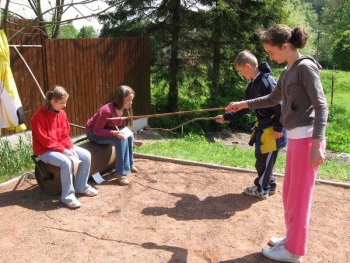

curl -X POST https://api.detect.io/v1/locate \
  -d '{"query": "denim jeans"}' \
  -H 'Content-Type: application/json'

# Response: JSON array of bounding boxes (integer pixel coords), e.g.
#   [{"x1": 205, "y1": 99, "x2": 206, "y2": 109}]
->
[
  {"x1": 86, "y1": 132, "x2": 134, "y2": 176},
  {"x1": 39, "y1": 145, "x2": 92, "y2": 204}
]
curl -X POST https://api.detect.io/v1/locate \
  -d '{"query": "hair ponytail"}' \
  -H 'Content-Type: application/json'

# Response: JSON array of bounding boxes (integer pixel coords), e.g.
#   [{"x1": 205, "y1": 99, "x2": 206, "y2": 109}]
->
[
  {"x1": 45, "y1": 85, "x2": 69, "y2": 111},
  {"x1": 258, "y1": 24, "x2": 309, "y2": 49},
  {"x1": 289, "y1": 26, "x2": 308, "y2": 49}
]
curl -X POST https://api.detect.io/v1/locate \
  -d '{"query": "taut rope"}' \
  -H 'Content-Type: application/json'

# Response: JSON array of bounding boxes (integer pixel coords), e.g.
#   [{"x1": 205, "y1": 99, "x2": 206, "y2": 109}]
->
[{"x1": 107, "y1": 107, "x2": 225, "y2": 120}]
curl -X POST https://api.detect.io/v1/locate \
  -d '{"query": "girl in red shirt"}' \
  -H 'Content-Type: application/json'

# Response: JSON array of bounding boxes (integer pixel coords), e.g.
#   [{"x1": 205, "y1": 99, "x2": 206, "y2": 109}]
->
[{"x1": 31, "y1": 85, "x2": 98, "y2": 209}]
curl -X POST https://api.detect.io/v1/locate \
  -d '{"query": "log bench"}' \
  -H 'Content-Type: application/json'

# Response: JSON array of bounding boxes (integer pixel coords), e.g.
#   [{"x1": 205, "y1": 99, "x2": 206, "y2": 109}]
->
[{"x1": 32, "y1": 136, "x2": 116, "y2": 195}]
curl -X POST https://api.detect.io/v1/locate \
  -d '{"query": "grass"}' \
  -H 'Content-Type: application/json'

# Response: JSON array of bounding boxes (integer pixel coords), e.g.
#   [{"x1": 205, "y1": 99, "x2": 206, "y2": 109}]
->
[
  {"x1": 135, "y1": 133, "x2": 350, "y2": 183},
  {"x1": 322, "y1": 70, "x2": 350, "y2": 153},
  {"x1": 0, "y1": 136, "x2": 34, "y2": 183}
]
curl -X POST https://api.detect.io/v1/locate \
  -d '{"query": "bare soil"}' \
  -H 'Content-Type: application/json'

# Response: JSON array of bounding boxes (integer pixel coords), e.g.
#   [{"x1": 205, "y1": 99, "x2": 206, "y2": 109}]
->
[
  {"x1": 0, "y1": 156, "x2": 349, "y2": 262},
  {"x1": 1, "y1": 130, "x2": 349, "y2": 262}
]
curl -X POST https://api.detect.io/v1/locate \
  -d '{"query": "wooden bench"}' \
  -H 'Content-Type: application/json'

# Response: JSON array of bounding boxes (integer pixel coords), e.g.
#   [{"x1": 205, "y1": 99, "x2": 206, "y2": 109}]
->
[{"x1": 32, "y1": 136, "x2": 116, "y2": 195}]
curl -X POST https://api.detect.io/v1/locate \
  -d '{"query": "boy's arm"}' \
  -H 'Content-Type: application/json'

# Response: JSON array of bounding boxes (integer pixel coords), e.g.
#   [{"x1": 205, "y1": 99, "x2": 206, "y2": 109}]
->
[
  {"x1": 223, "y1": 83, "x2": 251, "y2": 122},
  {"x1": 222, "y1": 109, "x2": 249, "y2": 122}
]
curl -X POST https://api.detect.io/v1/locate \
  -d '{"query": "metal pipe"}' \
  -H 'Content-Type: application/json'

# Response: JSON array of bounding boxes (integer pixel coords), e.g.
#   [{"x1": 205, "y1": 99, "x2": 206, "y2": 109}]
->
[
  {"x1": 12, "y1": 46, "x2": 45, "y2": 99},
  {"x1": 9, "y1": 45, "x2": 42, "y2": 48}
]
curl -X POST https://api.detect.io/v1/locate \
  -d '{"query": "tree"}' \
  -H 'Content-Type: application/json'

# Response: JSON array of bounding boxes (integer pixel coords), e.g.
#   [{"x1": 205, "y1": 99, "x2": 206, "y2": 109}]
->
[
  {"x1": 77, "y1": 25, "x2": 97, "y2": 38},
  {"x1": 99, "y1": 0, "x2": 285, "y2": 112},
  {"x1": 58, "y1": 24, "x2": 78, "y2": 38},
  {"x1": 195, "y1": 0, "x2": 284, "y2": 99},
  {"x1": 2, "y1": 0, "x2": 118, "y2": 41},
  {"x1": 332, "y1": 30, "x2": 350, "y2": 70},
  {"x1": 282, "y1": 0, "x2": 318, "y2": 57},
  {"x1": 313, "y1": 0, "x2": 350, "y2": 67},
  {"x1": 99, "y1": 0, "x2": 203, "y2": 112},
  {"x1": 322, "y1": 0, "x2": 350, "y2": 36}
]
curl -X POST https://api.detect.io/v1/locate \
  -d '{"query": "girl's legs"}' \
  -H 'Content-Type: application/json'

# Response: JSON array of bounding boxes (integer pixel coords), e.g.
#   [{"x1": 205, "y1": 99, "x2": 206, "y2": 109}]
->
[
  {"x1": 87, "y1": 132, "x2": 131, "y2": 176},
  {"x1": 283, "y1": 138, "x2": 325, "y2": 256},
  {"x1": 72, "y1": 145, "x2": 92, "y2": 193},
  {"x1": 39, "y1": 151, "x2": 77, "y2": 203},
  {"x1": 128, "y1": 135, "x2": 134, "y2": 168}
]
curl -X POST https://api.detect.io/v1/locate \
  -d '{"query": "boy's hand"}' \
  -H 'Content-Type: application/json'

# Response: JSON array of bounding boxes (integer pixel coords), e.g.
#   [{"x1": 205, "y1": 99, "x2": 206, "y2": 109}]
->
[
  {"x1": 215, "y1": 115, "x2": 226, "y2": 124},
  {"x1": 273, "y1": 131, "x2": 283, "y2": 139}
]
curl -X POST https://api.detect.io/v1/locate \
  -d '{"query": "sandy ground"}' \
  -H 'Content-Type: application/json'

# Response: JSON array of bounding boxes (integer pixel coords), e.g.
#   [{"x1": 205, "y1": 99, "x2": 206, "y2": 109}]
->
[{"x1": 0, "y1": 157, "x2": 349, "y2": 263}]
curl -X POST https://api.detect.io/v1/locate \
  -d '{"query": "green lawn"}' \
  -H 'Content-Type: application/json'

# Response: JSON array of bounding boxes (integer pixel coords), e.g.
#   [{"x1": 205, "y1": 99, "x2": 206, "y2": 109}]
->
[{"x1": 134, "y1": 134, "x2": 350, "y2": 183}]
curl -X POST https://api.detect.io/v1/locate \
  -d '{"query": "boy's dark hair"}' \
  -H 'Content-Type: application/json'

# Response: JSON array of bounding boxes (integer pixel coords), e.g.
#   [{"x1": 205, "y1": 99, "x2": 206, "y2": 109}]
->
[{"x1": 233, "y1": 50, "x2": 258, "y2": 70}]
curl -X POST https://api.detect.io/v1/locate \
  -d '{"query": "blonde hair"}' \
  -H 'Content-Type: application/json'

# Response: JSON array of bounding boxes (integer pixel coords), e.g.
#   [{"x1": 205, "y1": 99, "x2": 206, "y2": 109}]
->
[
  {"x1": 111, "y1": 85, "x2": 135, "y2": 127},
  {"x1": 258, "y1": 24, "x2": 309, "y2": 49},
  {"x1": 45, "y1": 85, "x2": 69, "y2": 111},
  {"x1": 233, "y1": 50, "x2": 258, "y2": 70}
]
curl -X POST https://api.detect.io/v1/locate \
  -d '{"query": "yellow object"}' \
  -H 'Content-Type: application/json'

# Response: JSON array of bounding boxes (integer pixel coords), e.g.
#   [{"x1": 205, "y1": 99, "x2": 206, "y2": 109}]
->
[
  {"x1": 250, "y1": 121, "x2": 277, "y2": 154},
  {"x1": 0, "y1": 29, "x2": 27, "y2": 132},
  {"x1": 260, "y1": 126, "x2": 277, "y2": 154}
]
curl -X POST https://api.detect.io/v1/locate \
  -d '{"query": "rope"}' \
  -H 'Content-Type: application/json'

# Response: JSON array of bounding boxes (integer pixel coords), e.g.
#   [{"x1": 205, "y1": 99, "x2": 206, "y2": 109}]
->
[
  {"x1": 107, "y1": 107, "x2": 226, "y2": 120},
  {"x1": 146, "y1": 117, "x2": 216, "y2": 132},
  {"x1": 69, "y1": 108, "x2": 224, "y2": 131}
]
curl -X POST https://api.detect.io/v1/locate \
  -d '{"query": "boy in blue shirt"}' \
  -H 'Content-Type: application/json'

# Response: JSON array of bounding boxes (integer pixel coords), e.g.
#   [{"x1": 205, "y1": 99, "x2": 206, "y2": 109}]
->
[{"x1": 216, "y1": 50, "x2": 287, "y2": 198}]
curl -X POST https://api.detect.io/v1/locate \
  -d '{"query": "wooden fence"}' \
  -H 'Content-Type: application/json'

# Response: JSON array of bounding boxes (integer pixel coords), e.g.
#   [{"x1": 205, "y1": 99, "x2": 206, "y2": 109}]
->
[{"x1": 1, "y1": 19, "x2": 150, "y2": 136}]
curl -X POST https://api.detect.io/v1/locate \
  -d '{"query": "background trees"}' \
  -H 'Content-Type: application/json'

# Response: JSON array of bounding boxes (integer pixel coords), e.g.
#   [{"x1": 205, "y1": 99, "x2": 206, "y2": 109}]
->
[
  {"x1": 320, "y1": 0, "x2": 350, "y2": 70},
  {"x1": 2, "y1": 0, "x2": 349, "y2": 121},
  {"x1": 99, "y1": 0, "x2": 285, "y2": 112}
]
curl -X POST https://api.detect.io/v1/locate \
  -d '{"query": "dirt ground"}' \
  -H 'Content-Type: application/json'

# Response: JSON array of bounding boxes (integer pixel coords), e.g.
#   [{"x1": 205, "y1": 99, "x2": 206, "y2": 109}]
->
[{"x1": 0, "y1": 155, "x2": 349, "y2": 263}]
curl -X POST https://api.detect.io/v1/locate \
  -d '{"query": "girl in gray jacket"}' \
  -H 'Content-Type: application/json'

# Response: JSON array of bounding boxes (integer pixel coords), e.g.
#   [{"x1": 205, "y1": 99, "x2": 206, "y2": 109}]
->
[{"x1": 225, "y1": 24, "x2": 328, "y2": 263}]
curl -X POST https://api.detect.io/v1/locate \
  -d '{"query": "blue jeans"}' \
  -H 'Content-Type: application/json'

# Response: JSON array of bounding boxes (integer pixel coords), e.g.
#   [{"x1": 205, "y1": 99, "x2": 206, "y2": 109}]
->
[
  {"x1": 86, "y1": 132, "x2": 134, "y2": 176},
  {"x1": 39, "y1": 145, "x2": 92, "y2": 203}
]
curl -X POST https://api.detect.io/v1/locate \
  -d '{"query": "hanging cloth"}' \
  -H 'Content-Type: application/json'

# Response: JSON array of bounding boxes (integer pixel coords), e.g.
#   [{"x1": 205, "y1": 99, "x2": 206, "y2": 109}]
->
[{"x1": 0, "y1": 29, "x2": 26, "y2": 132}]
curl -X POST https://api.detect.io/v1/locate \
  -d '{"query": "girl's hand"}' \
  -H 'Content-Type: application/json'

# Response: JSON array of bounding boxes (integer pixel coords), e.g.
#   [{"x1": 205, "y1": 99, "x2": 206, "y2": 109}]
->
[
  {"x1": 225, "y1": 101, "x2": 248, "y2": 113},
  {"x1": 63, "y1": 149, "x2": 75, "y2": 157},
  {"x1": 113, "y1": 130, "x2": 125, "y2": 139},
  {"x1": 310, "y1": 139, "x2": 325, "y2": 167},
  {"x1": 134, "y1": 140, "x2": 143, "y2": 147}
]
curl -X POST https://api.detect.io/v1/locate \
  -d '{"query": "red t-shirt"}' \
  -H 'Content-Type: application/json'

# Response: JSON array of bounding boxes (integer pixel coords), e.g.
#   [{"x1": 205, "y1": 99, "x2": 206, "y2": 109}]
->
[{"x1": 31, "y1": 106, "x2": 73, "y2": 156}]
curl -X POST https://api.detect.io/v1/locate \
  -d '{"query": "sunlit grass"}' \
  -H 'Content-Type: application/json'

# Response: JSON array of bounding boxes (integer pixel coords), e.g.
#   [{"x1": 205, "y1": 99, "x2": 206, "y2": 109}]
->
[
  {"x1": 135, "y1": 134, "x2": 350, "y2": 183},
  {"x1": 0, "y1": 136, "x2": 34, "y2": 183}
]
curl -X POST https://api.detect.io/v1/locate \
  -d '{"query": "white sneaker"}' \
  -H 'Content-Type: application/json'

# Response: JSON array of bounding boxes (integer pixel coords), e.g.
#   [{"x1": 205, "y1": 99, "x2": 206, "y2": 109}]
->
[
  {"x1": 262, "y1": 244, "x2": 302, "y2": 262},
  {"x1": 269, "y1": 236, "x2": 286, "y2": 246},
  {"x1": 83, "y1": 187, "x2": 99, "y2": 197},
  {"x1": 64, "y1": 199, "x2": 81, "y2": 209}
]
